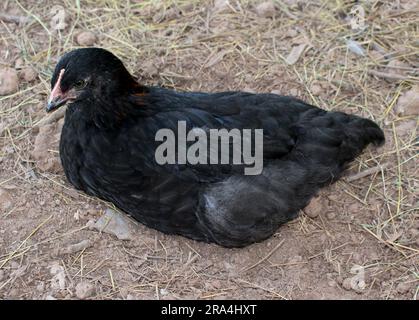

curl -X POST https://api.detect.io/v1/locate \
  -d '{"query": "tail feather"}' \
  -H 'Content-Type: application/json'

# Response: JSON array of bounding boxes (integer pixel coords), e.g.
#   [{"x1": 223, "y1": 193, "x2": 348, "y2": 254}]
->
[
  {"x1": 337, "y1": 115, "x2": 385, "y2": 164},
  {"x1": 294, "y1": 109, "x2": 385, "y2": 180},
  {"x1": 197, "y1": 109, "x2": 385, "y2": 247}
]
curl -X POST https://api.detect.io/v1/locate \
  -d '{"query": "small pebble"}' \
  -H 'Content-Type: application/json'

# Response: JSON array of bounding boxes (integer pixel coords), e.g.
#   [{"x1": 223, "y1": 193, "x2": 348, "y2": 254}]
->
[
  {"x1": 243, "y1": 87, "x2": 256, "y2": 93},
  {"x1": 86, "y1": 219, "x2": 96, "y2": 230},
  {"x1": 396, "y1": 282, "x2": 411, "y2": 294},
  {"x1": 36, "y1": 282, "x2": 45, "y2": 292},
  {"x1": 8, "y1": 288, "x2": 19, "y2": 297},
  {"x1": 77, "y1": 31, "x2": 97, "y2": 46},
  {"x1": 395, "y1": 86, "x2": 419, "y2": 116},
  {"x1": 288, "y1": 255, "x2": 303, "y2": 264},
  {"x1": 142, "y1": 61, "x2": 158, "y2": 77},
  {"x1": 352, "y1": 252, "x2": 362, "y2": 264},
  {"x1": 0, "y1": 68, "x2": 19, "y2": 95},
  {"x1": 342, "y1": 277, "x2": 353, "y2": 291},
  {"x1": 93, "y1": 208, "x2": 138, "y2": 240},
  {"x1": 75, "y1": 281, "x2": 95, "y2": 299},
  {"x1": 310, "y1": 83, "x2": 322, "y2": 96},
  {"x1": 396, "y1": 120, "x2": 416, "y2": 136},
  {"x1": 153, "y1": 7, "x2": 181, "y2": 23},
  {"x1": 0, "y1": 188, "x2": 13, "y2": 211},
  {"x1": 347, "y1": 203, "x2": 359, "y2": 212},
  {"x1": 342, "y1": 276, "x2": 365, "y2": 293},
  {"x1": 386, "y1": 59, "x2": 410, "y2": 77},
  {"x1": 304, "y1": 196, "x2": 323, "y2": 218},
  {"x1": 21, "y1": 67, "x2": 38, "y2": 82},
  {"x1": 367, "y1": 251, "x2": 379, "y2": 261},
  {"x1": 14, "y1": 58, "x2": 25, "y2": 69},
  {"x1": 289, "y1": 88, "x2": 299, "y2": 96},
  {"x1": 255, "y1": 1, "x2": 276, "y2": 18},
  {"x1": 328, "y1": 280, "x2": 337, "y2": 287},
  {"x1": 326, "y1": 211, "x2": 336, "y2": 220},
  {"x1": 284, "y1": 29, "x2": 298, "y2": 38}
]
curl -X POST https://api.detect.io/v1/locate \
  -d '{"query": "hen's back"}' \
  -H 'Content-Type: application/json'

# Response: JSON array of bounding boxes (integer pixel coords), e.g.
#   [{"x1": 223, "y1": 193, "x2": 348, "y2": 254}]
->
[
  {"x1": 61, "y1": 88, "x2": 384, "y2": 247},
  {"x1": 197, "y1": 106, "x2": 384, "y2": 247}
]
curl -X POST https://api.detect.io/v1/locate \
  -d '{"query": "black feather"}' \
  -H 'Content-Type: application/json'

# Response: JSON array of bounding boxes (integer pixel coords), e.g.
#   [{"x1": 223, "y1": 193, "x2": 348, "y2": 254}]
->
[{"x1": 53, "y1": 48, "x2": 385, "y2": 247}]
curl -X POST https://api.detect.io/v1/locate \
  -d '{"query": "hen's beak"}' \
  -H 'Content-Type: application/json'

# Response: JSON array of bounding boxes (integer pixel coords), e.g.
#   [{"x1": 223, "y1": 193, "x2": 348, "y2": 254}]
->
[
  {"x1": 47, "y1": 96, "x2": 68, "y2": 113},
  {"x1": 46, "y1": 68, "x2": 65, "y2": 113}
]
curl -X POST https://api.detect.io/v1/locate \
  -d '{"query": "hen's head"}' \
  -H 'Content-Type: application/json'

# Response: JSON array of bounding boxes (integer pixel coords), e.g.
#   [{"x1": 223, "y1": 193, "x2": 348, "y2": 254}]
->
[{"x1": 47, "y1": 48, "x2": 138, "y2": 112}]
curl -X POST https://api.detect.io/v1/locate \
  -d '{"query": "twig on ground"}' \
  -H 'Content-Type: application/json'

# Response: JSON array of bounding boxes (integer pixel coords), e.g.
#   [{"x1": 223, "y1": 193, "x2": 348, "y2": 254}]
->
[
  {"x1": 367, "y1": 70, "x2": 412, "y2": 81},
  {"x1": 346, "y1": 163, "x2": 389, "y2": 182},
  {"x1": 241, "y1": 239, "x2": 285, "y2": 273},
  {"x1": 0, "y1": 13, "x2": 31, "y2": 24}
]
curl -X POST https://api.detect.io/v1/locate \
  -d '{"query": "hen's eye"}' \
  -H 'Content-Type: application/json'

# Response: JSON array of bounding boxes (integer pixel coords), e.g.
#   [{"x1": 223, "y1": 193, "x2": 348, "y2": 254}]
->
[{"x1": 74, "y1": 79, "x2": 87, "y2": 89}]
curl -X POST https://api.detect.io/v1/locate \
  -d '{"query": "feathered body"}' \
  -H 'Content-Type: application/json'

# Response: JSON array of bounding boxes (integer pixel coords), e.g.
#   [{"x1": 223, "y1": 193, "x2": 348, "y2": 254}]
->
[{"x1": 50, "y1": 48, "x2": 384, "y2": 247}]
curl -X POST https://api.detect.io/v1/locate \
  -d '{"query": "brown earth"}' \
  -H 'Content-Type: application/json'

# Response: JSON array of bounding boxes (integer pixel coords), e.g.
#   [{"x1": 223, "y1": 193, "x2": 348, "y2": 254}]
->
[{"x1": 0, "y1": 0, "x2": 418, "y2": 299}]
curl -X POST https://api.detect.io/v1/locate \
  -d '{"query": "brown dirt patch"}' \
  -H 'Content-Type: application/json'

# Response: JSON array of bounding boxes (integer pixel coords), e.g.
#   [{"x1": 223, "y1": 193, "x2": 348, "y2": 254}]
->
[{"x1": 0, "y1": 0, "x2": 418, "y2": 299}]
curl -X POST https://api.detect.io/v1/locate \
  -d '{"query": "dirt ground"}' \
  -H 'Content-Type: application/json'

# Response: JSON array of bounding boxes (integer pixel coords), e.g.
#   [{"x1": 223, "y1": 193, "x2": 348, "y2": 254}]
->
[{"x1": 0, "y1": 0, "x2": 418, "y2": 300}]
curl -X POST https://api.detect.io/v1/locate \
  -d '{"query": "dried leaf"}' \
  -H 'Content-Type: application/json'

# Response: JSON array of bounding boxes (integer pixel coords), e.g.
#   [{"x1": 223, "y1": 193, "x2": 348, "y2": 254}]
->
[
  {"x1": 93, "y1": 208, "x2": 139, "y2": 240},
  {"x1": 386, "y1": 231, "x2": 402, "y2": 243},
  {"x1": 285, "y1": 44, "x2": 307, "y2": 65},
  {"x1": 204, "y1": 50, "x2": 229, "y2": 68},
  {"x1": 346, "y1": 40, "x2": 365, "y2": 56}
]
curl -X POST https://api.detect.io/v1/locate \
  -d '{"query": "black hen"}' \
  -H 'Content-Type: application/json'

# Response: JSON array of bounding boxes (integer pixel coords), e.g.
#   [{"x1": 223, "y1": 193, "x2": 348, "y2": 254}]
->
[{"x1": 47, "y1": 48, "x2": 384, "y2": 247}]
